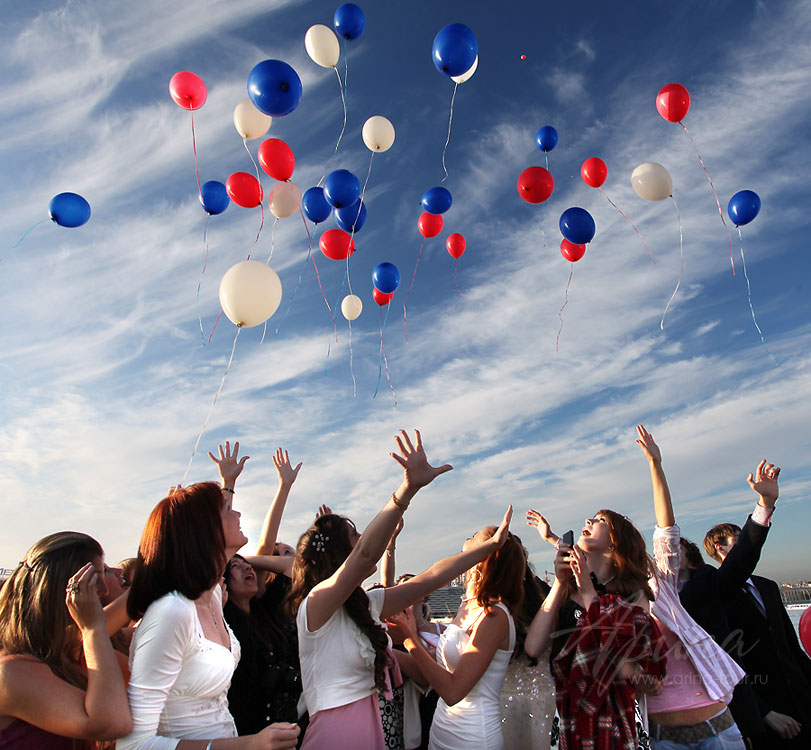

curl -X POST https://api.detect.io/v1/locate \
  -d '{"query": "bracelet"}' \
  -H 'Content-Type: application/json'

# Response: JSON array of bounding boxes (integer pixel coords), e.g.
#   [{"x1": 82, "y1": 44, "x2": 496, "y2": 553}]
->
[
  {"x1": 386, "y1": 547, "x2": 395, "y2": 556},
  {"x1": 205, "y1": 742, "x2": 213, "y2": 750},
  {"x1": 222, "y1": 487, "x2": 235, "y2": 494},
  {"x1": 391, "y1": 493, "x2": 409, "y2": 512}
]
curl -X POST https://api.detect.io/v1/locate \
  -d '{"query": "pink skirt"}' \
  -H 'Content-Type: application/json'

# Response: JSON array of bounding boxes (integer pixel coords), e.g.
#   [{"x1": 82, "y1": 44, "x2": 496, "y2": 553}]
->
[{"x1": 301, "y1": 694, "x2": 385, "y2": 750}]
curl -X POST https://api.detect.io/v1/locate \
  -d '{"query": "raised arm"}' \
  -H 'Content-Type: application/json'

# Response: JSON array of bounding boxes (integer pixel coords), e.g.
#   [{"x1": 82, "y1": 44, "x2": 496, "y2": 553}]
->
[
  {"x1": 524, "y1": 544, "x2": 572, "y2": 658},
  {"x1": 526, "y1": 508, "x2": 559, "y2": 547},
  {"x1": 208, "y1": 441, "x2": 249, "y2": 495},
  {"x1": 255, "y1": 448, "x2": 302, "y2": 556},
  {"x1": 305, "y1": 429, "x2": 452, "y2": 632},
  {"x1": 381, "y1": 518, "x2": 403, "y2": 587},
  {"x1": 636, "y1": 424, "x2": 674, "y2": 528}
]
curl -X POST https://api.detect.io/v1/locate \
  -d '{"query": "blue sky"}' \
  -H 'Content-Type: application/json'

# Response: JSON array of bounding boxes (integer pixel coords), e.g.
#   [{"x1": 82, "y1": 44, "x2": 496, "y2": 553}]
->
[{"x1": 2, "y1": 0, "x2": 810, "y2": 583}]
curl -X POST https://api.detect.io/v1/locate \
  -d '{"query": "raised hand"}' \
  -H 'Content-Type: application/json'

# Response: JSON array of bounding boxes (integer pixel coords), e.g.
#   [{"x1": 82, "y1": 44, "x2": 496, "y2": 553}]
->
[
  {"x1": 552, "y1": 544, "x2": 573, "y2": 585},
  {"x1": 385, "y1": 608, "x2": 417, "y2": 645},
  {"x1": 208, "y1": 440, "x2": 249, "y2": 486},
  {"x1": 316, "y1": 504, "x2": 333, "y2": 519},
  {"x1": 635, "y1": 424, "x2": 662, "y2": 463},
  {"x1": 489, "y1": 505, "x2": 513, "y2": 549},
  {"x1": 65, "y1": 562, "x2": 105, "y2": 632},
  {"x1": 390, "y1": 429, "x2": 452, "y2": 491},
  {"x1": 273, "y1": 447, "x2": 302, "y2": 486},
  {"x1": 747, "y1": 460, "x2": 780, "y2": 505},
  {"x1": 569, "y1": 545, "x2": 597, "y2": 607},
  {"x1": 526, "y1": 508, "x2": 558, "y2": 547}
]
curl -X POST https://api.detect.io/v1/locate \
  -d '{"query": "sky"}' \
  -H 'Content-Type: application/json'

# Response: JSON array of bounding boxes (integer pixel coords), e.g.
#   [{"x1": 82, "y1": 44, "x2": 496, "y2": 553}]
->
[{"x1": 2, "y1": 0, "x2": 810, "y2": 584}]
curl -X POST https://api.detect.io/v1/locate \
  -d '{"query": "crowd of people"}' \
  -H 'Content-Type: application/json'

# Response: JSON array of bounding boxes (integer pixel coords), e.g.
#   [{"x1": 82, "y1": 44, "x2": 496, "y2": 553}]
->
[{"x1": 0, "y1": 426, "x2": 809, "y2": 750}]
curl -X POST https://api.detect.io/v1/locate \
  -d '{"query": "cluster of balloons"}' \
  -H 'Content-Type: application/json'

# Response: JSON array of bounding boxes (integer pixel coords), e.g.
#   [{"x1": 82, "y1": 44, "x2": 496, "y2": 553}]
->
[
  {"x1": 372, "y1": 262, "x2": 400, "y2": 305},
  {"x1": 432, "y1": 23, "x2": 477, "y2": 78},
  {"x1": 304, "y1": 4, "x2": 366, "y2": 68},
  {"x1": 517, "y1": 125, "x2": 557, "y2": 204}
]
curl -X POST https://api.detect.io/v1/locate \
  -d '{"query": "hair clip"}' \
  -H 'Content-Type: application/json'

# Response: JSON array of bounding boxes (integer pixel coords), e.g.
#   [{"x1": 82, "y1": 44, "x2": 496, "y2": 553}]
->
[{"x1": 312, "y1": 532, "x2": 330, "y2": 553}]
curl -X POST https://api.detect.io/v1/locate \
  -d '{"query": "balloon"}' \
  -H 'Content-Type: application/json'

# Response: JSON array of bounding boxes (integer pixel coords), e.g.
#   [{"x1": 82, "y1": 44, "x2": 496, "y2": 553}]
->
[
  {"x1": 446, "y1": 233, "x2": 466, "y2": 258},
  {"x1": 319, "y1": 228, "x2": 355, "y2": 260},
  {"x1": 233, "y1": 98, "x2": 272, "y2": 139},
  {"x1": 258, "y1": 138, "x2": 295, "y2": 181},
  {"x1": 631, "y1": 162, "x2": 673, "y2": 201},
  {"x1": 199, "y1": 181, "x2": 230, "y2": 215},
  {"x1": 800, "y1": 607, "x2": 811, "y2": 657},
  {"x1": 372, "y1": 262, "x2": 400, "y2": 294},
  {"x1": 362, "y1": 115, "x2": 395, "y2": 152},
  {"x1": 727, "y1": 190, "x2": 761, "y2": 226},
  {"x1": 517, "y1": 166, "x2": 554, "y2": 204},
  {"x1": 559, "y1": 207, "x2": 596, "y2": 245},
  {"x1": 334, "y1": 3, "x2": 365, "y2": 40},
  {"x1": 302, "y1": 187, "x2": 332, "y2": 224},
  {"x1": 48, "y1": 192, "x2": 91, "y2": 228},
  {"x1": 341, "y1": 294, "x2": 363, "y2": 321},
  {"x1": 219, "y1": 260, "x2": 282, "y2": 327},
  {"x1": 560, "y1": 238, "x2": 586, "y2": 262},
  {"x1": 536, "y1": 125, "x2": 558, "y2": 152},
  {"x1": 226, "y1": 172, "x2": 263, "y2": 208},
  {"x1": 372, "y1": 287, "x2": 394, "y2": 306},
  {"x1": 324, "y1": 169, "x2": 361, "y2": 209},
  {"x1": 581, "y1": 157, "x2": 607, "y2": 188},
  {"x1": 432, "y1": 23, "x2": 478, "y2": 77},
  {"x1": 169, "y1": 71, "x2": 207, "y2": 110},
  {"x1": 268, "y1": 181, "x2": 301, "y2": 219},
  {"x1": 305, "y1": 24, "x2": 340, "y2": 68},
  {"x1": 418, "y1": 211, "x2": 443, "y2": 238},
  {"x1": 656, "y1": 83, "x2": 690, "y2": 123},
  {"x1": 451, "y1": 55, "x2": 478, "y2": 84},
  {"x1": 247, "y1": 60, "x2": 302, "y2": 117},
  {"x1": 421, "y1": 186, "x2": 453, "y2": 215},
  {"x1": 334, "y1": 200, "x2": 367, "y2": 233}
]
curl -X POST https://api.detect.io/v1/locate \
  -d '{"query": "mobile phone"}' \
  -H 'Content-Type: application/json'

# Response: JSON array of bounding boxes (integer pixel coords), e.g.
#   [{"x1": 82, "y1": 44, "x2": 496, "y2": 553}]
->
[{"x1": 561, "y1": 530, "x2": 574, "y2": 547}]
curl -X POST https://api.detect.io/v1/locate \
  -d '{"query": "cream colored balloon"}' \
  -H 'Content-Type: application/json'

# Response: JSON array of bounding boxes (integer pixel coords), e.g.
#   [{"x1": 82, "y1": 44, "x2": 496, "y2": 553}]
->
[
  {"x1": 362, "y1": 115, "x2": 395, "y2": 153},
  {"x1": 269, "y1": 181, "x2": 302, "y2": 219},
  {"x1": 341, "y1": 294, "x2": 363, "y2": 321},
  {"x1": 233, "y1": 98, "x2": 272, "y2": 139},
  {"x1": 219, "y1": 260, "x2": 282, "y2": 327},
  {"x1": 305, "y1": 24, "x2": 340, "y2": 68},
  {"x1": 631, "y1": 162, "x2": 673, "y2": 201},
  {"x1": 451, "y1": 55, "x2": 478, "y2": 84}
]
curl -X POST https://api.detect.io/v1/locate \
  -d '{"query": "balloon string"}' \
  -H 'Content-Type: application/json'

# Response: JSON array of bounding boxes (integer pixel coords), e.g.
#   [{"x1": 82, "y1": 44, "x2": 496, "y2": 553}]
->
[
  {"x1": 197, "y1": 214, "x2": 210, "y2": 345},
  {"x1": 266, "y1": 217, "x2": 278, "y2": 263},
  {"x1": 403, "y1": 237, "x2": 426, "y2": 343},
  {"x1": 347, "y1": 317, "x2": 357, "y2": 398},
  {"x1": 275, "y1": 250, "x2": 311, "y2": 336},
  {"x1": 254, "y1": 201, "x2": 265, "y2": 246},
  {"x1": 661, "y1": 195, "x2": 684, "y2": 330},
  {"x1": 441, "y1": 82, "x2": 458, "y2": 182},
  {"x1": 737, "y1": 227, "x2": 777, "y2": 367},
  {"x1": 181, "y1": 325, "x2": 241, "y2": 484},
  {"x1": 679, "y1": 122, "x2": 735, "y2": 275},
  {"x1": 207, "y1": 310, "x2": 221, "y2": 343},
  {"x1": 556, "y1": 263, "x2": 574, "y2": 352},
  {"x1": 243, "y1": 137, "x2": 262, "y2": 185},
  {"x1": 544, "y1": 152, "x2": 549, "y2": 171},
  {"x1": 453, "y1": 257, "x2": 464, "y2": 297},
  {"x1": 381, "y1": 304, "x2": 397, "y2": 407},
  {"x1": 11, "y1": 218, "x2": 48, "y2": 248},
  {"x1": 540, "y1": 201, "x2": 547, "y2": 248},
  {"x1": 190, "y1": 112, "x2": 202, "y2": 201},
  {"x1": 344, "y1": 151, "x2": 374, "y2": 298},
  {"x1": 299, "y1": 207, "x2": 337, "y2": 341},
  {"x1": 333, "y1": 66, "x2": 348, "y2": 156},
  {"x1": 374, "y1": 306, "x2": 384, "y2": 399},
  {"x1": 599, "y1": 187, "x2": 654, "y2": 261},
  {"x1": 326, "y1": 269, "x2": 349, "y2": 366}
]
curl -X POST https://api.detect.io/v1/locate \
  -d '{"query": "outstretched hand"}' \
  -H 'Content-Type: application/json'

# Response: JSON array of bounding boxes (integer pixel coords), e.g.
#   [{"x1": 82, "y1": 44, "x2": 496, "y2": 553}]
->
[
  {"x1": 390, "y1": 429, "x2": 452, "y2": 491},
  {"x1": 490, "y1": 505, "x2": 513, "y2": 549},
  {"x1": 273, "y1": 447, "x2": 302, "y2": 486},
  {"x1": 747, "y1": 460, "x2": 780, "y2": 504},
  {"x1": 635, "y1": 424, "x2": 662, "y2": 464},
  {"x1": 526, "y1": 509, "x2": 558, "y2": 547},
  {"x1": 315, "y1": 504, "x2": 332, "y2": 520},
  {"x1": 209, "y1": 441, "x2": 249, "y2": 485}
]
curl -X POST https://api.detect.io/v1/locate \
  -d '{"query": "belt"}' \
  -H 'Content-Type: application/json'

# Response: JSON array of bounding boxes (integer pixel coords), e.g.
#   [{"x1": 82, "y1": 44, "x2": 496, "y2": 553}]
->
[{"x1": 650, "y1": 708, "x2": 735, "y2": 744}]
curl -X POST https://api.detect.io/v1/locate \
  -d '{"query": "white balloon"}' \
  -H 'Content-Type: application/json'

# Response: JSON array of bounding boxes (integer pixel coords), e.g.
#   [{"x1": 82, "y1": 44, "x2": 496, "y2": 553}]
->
[
  {"x1": 362, "y1": 115, "x2": 395, "y2": 153},
  {"x1": 451, "y1": 55, "x2": 478, "y2": 84},
  {"x1": 233, "y1": 98, "x2": 272, "y2": 140},
  {"x1": 304, "y1": 24, "x2": 340, "y2": 68},
  {"x1": 219, "y1": 260, "x2": 282, "y2": 328},
  {"x1": 631, "y1": 162, "x2": 673, "y2": 201},
  {"x1": 268, "y1": 181, "x2": 302, "y2": 219},
  {"x1": 341, "y1": 294, "x2": 363, "y2": 321}
]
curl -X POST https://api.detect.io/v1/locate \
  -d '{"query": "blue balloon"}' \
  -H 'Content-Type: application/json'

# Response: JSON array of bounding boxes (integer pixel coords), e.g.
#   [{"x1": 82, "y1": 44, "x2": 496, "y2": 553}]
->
[
  {"x1": 373, "y1": 262, "x2": 400, "y2": 294},
  {"x1": 324, "y1": 169, "x2": 361, "y2": 209},
  {"x1": 334, "y1": 3, "x2": 365, "y2": 40},
  {"x1": 335, "y1": 199, "x2": 367, "y2": 233},
  {"x1": 199, "y1": 181, "x2": 230, "y2": 216},
  {"x1": 727, "y1": 190, "x2": 761, "y2": 226},
  {"x1": 536, "y1": 125, "x2": 558, "y2": 152},
  {"x1": 559, "y1": 207, "x2": 596, "y2": 245},
  {"x1": 432, "y1": 23, "x2": 478, "y2": 77},
  {"x1": 247, "y1": 60, "x2": 302, "y2": 117},
  {"x1": 421, "y1": 186, "x2": 453, "y2": 215},
  {"x1": 49, "y1": 192, "x2": 91, "y2": 228},
  {"x1": 302, "y1": 187, "x2": 332, "y2": 224}
]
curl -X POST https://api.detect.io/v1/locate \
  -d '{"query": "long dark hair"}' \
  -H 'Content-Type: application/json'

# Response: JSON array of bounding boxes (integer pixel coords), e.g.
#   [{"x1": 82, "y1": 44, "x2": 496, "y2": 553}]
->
[
  {"x1": 511, "y1": 535, "x2": 549, "y2": 662},
  {"x1": 287, "y1": 514, "x2": 389, "y2": 692},
  {"x1": 596, "y1": 509, "x2": 655, "y2": 602},
  {"x1": 471, "y1": 528, "x2": 526, "y2": 615}
]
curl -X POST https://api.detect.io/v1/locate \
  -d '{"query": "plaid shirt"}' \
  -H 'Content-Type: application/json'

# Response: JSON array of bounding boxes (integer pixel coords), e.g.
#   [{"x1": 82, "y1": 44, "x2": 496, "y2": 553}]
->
[{"x1": 552, "y1": 594, "x2": 666, "y2": 750}]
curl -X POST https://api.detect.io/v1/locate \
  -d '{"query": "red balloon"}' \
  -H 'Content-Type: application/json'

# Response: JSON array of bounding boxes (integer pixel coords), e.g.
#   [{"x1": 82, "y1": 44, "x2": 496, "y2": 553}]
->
[
  {"x1": 560, "y1": 238, "x2": 586, "y2": 262},
  {"x1": 446, "y1": 233, "x2": 466, "y2": 258},
  {"x1": 258, "y1": 138, "x2": 295, "y2": 181},
  {"x1": 581, "y1": 157, "x2": 607, "y2": 188},
  {"x1": 225, "y1": 172, "x2": 263, "y2": 207},
  {"x1": 656, "y1": 83, "x2": 690, "y2": 123},
  {"x1": 169, "y1": 71, "x2": 207, "y2": 111},
  {"x1": 800, "y1": 607, "x2": 811, "y2": 657},
  {"x1": 372, "y1": 287, "x2": 394, "y2": 306},
  {"x1": 517, "y1": 166, "x2": 554, "y2": 204},
  {"x1": 418, "y1": 211, "x2": 443, "y2": 238},
  {"x1": 319, "y1": 228, "x2": 356, "y2": 261}
]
